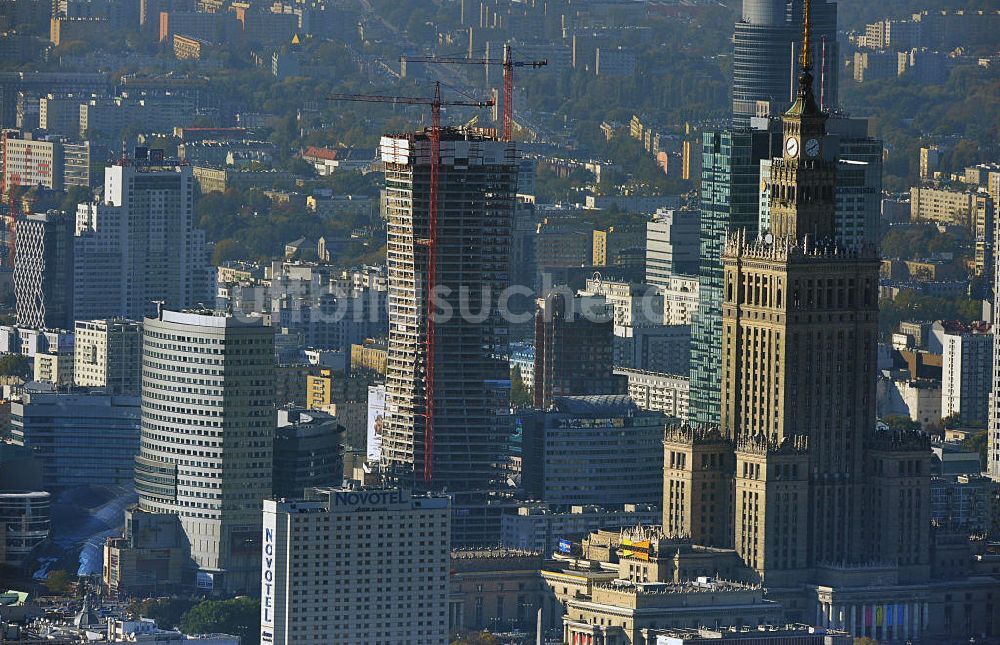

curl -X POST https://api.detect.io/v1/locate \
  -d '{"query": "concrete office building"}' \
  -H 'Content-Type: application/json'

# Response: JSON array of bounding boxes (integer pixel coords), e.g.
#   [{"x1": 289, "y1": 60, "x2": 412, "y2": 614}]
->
[
  {"x1": 659, "y1": 275, "x2": 700, "y2": 326},
  {"x1": 1, "y1": 131, "x2": 65, "y2": 191},
  {"x1": 379, "y1": 129, "x2": 516, "y2": 493},
  {"x1": 14, "y1": 211, "x2": 74, "y2": 330},
  {"x1": 103, "y1": 507, "x2": 189, "y2": 596},
  {"x1": 578, "y1": 277, "x2": 663, "y2": 367},
  {"x1": 0, "y1": 72, "x2": 109, "y2": 129},
  {"x1": 520, "y1": 395, "x2": 664, "y2": 506},
  {"x1": 73, "y1": 159, "x2": 210, "y2": 321},
  {"x1": 73, "y1": 319, "x2": 143, "y2": 395},
  {"x1": 218, "y1": 260, "x2": 387, "y2": 354},
  {"x1": 260, "y1": 487, "x2": 450, "y2": 645},
  {"x1": 11, "y1": 387, "x2": 140, "y2": 489},
  {"x1": 930, "y1": 474, "x2": 998, "y2": 535},
  {"x1": 0, "y1": 325, "x2": 73, "y2": 358},
  {"x1": 645, "y1": 207, "x2": 700, "y2": 288},
  {"x1": 32, "y1": 347, "x2": 74, "y2": 386},
  {"x1": 940, "y1": 321, "x2": 992, "y2": 426},
  {"x1": 629, "y1": 325, "x2": 691, "y2": 375},
  {"x1": 593, "y1": 223, "x2": 645, "y2": 267},
  {"x1": 38, "y1": 93, "x2": 85, "y2": 136},
  {"x1": 509, "y1": 341, "x2": 535, "y2": 390},
  {"x1": 272, "y1": 408, "x2": 343, "y2": 500},
  {"x1": 733, "y1": 0, "x2": 838, "y2": 126},
  {"x1": 133, "y1": 309, "x2": 275, "y2": 594},
  {"x1": 533, "y1": 292, "x2": 621, "y2": 408},
  {"x1": 62, "y1": 139, "x2": 96, "y2": 188},
  {"x1": 616, "y1": 368, "x2": 690, "y2": 421},
  {"x1": 910, "y1": 186, "x2": 990, "y2": 230},
  {"x1": 876, "y1": 376, "x2": 942, "y2": 430}
]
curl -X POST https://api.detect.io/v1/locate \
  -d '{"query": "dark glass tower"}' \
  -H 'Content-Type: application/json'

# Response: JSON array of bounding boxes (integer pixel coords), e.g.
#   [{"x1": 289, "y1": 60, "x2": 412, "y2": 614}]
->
[
  {"x1": 689, "y1": 127, "x2": 780, "y2": 426},
  {"x1": 733, "y1": 0, "x2": 838, "y2": 127}
]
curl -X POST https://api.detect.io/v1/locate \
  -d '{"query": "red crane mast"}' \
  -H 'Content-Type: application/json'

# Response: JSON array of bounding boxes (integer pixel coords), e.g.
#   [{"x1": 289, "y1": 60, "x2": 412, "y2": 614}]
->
[
  {"x1": 328, "y1": 83, "x2": 493, "y2": 485},
  {"x1": 404, "y1": 44, "x2": 547, "y2": 142}
]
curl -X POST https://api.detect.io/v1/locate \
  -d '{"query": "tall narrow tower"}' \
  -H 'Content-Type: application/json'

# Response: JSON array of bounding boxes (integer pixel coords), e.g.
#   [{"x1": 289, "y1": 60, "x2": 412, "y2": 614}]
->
[
  {"x1": 380, "y1": 129, "x2": 517, "y2": 494},
  {"x1": 135, "y1": 309, "x2": 275, "y2": 594},
  {"x1": 733, "y1": 0, "x2": 839, "y2": 127},
  {"x1": 721, "y1": 1, "x2": 881, "y2": 583}
]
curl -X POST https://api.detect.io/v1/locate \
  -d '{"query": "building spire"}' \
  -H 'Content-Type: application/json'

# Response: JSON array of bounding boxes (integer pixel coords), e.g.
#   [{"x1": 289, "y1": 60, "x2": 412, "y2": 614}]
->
[
  {"x1": 801, "y1": 0, "x2": 811, "y2": 72},
  {"x1": 785, "y1": 0, "x2": 820, "y2": 116}
]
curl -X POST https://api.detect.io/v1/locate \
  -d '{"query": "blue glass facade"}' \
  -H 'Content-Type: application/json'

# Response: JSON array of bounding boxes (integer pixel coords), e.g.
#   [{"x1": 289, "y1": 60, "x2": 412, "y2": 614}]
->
[{"x1": 688, "y1": 127, "x2": 780, "y2": 426}]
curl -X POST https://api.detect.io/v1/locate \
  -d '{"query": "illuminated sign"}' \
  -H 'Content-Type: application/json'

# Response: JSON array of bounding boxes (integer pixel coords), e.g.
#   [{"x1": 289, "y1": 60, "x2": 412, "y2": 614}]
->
[
  {"x1": 558, "y1": 539, "x2": 572, "y2": 554},
  {"x1": 620, "y1": 538, "x2": 650, "y2": 561}
]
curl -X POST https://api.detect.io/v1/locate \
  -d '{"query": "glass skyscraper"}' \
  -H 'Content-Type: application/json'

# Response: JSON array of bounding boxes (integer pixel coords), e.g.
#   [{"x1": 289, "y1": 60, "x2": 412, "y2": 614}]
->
[
  {"x1": 689, "y1": 126, "x2": 780, "y2": 426},
  {"x1": 733, "y1": 0, "x2": 838, "y2": 127}
]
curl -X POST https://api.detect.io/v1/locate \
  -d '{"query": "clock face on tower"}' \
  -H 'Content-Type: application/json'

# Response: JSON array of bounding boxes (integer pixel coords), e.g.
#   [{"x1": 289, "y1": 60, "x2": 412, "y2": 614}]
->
[
  {"x1": 785, "y1": 136, "x2": 799, "y2": 158},
  {"x1": 805, "y1": 138, "x2": 820, "y2": 158}
]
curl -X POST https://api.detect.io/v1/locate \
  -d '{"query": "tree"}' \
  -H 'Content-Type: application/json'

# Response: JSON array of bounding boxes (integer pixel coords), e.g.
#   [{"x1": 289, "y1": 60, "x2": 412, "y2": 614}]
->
[
  {"x1": 45, "y1": 569, "x2": 73, "y2": 594},
  {"x1": 60, "y1": 185, "x2": 93, "y2": 213},
  {"x1": 510, "y1": 367, "x2": 532, "y2": 408},
  {"x1": 962, "y1": 430, "x2": 988, "y2": 470},
  {"x1": 882, "y1": 415, "x2": 920, "y2": 432},
  {"x1": 212, "y1": 239, "x2": 249, "y2": 266},
  {"x1": 128, "y1": 598, "x2": 197, "y2": 630},
  {"x1": 451, "y1": 633, "x2": 499, "y2": 645},
  {"x1": 180, "y1": 597, "x2": 259, "y2": 645},
  {"x1": 941, "y1": 413, "x2": 963, "y2": 430},
  {"x1": 0, "y1": 354, "x2": 32, "y2": 380}
]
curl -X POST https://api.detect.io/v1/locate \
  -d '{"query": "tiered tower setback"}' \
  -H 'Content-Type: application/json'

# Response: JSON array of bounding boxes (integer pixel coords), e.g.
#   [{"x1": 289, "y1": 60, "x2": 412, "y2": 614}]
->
[{"x1": 721, "y1": 0, "x2": 884, "y2": 581}]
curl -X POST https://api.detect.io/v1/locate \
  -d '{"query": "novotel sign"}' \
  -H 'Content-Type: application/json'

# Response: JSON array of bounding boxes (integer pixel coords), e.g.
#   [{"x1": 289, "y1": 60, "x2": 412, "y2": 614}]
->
[
  {"x1": 331, "y1": 488, "x2": 411, "y2": 509},
  {"x1": 260, "y1": 520, "x2": 276, "y2": 634}
]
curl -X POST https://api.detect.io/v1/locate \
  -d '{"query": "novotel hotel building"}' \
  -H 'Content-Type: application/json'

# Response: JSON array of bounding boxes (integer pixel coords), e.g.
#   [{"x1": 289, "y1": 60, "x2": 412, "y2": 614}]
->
[{"x1": 260, "y1": 487, "x2": 451, "y2": 645}]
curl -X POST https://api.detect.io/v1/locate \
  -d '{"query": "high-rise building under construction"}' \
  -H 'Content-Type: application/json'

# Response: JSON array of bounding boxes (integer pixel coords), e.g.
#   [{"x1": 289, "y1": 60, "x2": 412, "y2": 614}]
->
[{"x1": 380, "y1": 129, "x2": 517, "y2": 494}]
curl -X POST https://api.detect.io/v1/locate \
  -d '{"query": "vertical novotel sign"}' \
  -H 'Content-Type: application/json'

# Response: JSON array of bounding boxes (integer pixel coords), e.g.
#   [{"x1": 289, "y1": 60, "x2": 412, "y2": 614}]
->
[{"x1": 260, "y1": 513, "x2": 276, "y2": 643}]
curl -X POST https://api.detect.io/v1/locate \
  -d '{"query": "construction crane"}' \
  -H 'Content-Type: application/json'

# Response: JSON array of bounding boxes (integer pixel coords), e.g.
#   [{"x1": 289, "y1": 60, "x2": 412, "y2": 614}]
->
[
  {"x1": 403, "y1": 44, "x2": 547, "y2": 141},
  {"x1": 328, "y1": 82, "x2": 493, "y2": 486}
]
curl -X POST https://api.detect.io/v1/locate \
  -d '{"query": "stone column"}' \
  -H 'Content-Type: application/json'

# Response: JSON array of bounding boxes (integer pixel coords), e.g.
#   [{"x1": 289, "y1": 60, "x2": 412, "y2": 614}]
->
[{"x1": 850, "y1": 604, "x2": 857, "y2": 635}]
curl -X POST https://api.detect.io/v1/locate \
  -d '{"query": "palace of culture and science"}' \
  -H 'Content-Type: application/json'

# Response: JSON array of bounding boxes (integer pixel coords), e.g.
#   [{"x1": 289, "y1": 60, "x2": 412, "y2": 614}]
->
[{"x1": 656, "y1": 1, "x2": 994, "y2": 640}]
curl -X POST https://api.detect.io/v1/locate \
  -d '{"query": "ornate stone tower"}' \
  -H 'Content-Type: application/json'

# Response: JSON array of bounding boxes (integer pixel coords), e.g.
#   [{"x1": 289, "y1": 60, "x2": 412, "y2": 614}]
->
[
  {"x1": 734, "y1": 433, "x2": 811, "y2": 585},
  {"x1": 662, "y1": 424, "x2": 733, "y2": 548},
  {"x1": 865, "y1": 429, "x2": 932, "y2": 583},
  {"x1": 721, "y1": 0, "x2": 882, "y2": 580}
]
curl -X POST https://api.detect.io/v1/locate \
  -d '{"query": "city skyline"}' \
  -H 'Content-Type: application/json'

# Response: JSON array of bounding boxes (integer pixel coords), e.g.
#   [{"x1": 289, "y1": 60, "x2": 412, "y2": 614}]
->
[{"x1": 0, "y1": 0, "x2": 997, "y2": 643}]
